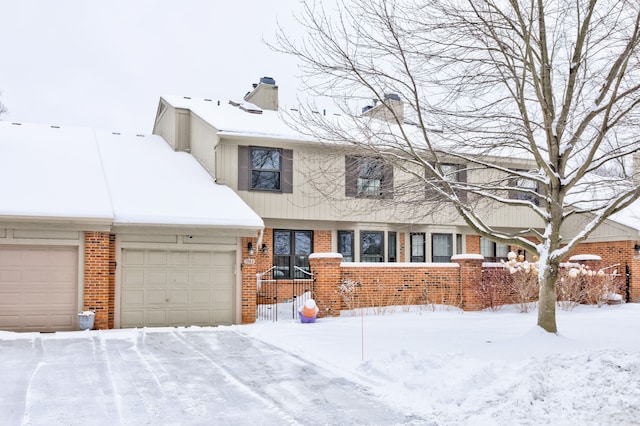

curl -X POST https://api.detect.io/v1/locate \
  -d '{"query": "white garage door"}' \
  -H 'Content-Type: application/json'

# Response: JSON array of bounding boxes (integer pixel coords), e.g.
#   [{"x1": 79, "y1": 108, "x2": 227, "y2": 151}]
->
[
  {"x1": 120, "y1": 249, "x2": 236, "y2": 328},
  {"x1": 0, "y1": 246, "x2": 78, "y2": 332}
]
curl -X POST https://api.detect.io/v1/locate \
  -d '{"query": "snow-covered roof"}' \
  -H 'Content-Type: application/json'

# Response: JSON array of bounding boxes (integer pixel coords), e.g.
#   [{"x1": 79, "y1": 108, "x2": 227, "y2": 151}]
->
[
  {"x1": 0, "y1": 121, "x2": 263, "y2": 231},
  {"x1": 160, "y1": 95, "x2": 534, "y2": 162},
  {"x1": 161, "y1": 95, "x2": 305, "y2": 141},
  {"x1": 0, "y1": 122, "x2": 113, "y2": 222},
  {"x1": 610, "y1": 199, "x2": 640, "y2": 231}
]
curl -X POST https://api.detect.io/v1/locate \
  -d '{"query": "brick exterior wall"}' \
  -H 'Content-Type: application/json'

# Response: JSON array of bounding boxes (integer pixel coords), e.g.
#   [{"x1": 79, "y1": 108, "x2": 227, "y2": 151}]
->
[
  {"x1": 75, "y1": 229, "x2": 640, "y2": 328},
  {"x1": 83, "y1": 232, "x2": 113, "y2": 330},
  {"x1": 399, "y1": 233, "x2": 406, "y2": 262},
  {"x1": 466, "y1": 235, "x2": 480, "y2": 254},
  {"x1": 566, "y1": 240, "x2": 640, "y2": 302},
  {"x1": 108, "y1": 233, "x2": 116, "y2": 328},
  {"x1": 242, "y1": 229, "x2": 640, "y2": 324},
  {"x1": 315, "y1": 230, "x2": 332, "y2": 253},
  {"x1": 339, "y1": 263, "x2": 463, "y2": 312},
  {"x1": 308, "y1": 254, "x2": 484, "y2": 316},
  {"x1": 308, "y1": 255, "x2": 343, "y2": 317}
]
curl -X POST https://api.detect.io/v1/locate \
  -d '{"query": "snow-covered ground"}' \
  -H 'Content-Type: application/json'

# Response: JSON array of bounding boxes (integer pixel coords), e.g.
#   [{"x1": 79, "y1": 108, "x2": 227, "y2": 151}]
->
[{"x1": 1, "y1": 304, "x2": 639, "y2": 425}]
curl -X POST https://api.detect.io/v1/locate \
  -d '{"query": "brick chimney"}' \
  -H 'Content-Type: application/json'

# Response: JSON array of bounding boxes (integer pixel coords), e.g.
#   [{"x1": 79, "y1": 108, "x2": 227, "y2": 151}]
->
[
  {"x1": 361, "y1": 93, "x2": 404, "y2": 123},
  {"x1": 244, "y1": 77, "x2": 279, "y2": 111}
]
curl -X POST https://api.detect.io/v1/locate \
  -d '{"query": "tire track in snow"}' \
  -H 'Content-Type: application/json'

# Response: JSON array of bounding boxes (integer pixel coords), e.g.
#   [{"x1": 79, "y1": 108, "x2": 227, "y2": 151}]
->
[
  {"x1": 18, "y1": 336, "x2": 44, "y2": 426},
  {"x1": 170, "y1": 329, "x2": 301, "y2": 426},
  {"x1": 176, "y1": 329, "x2": 424, "y2": 425}
]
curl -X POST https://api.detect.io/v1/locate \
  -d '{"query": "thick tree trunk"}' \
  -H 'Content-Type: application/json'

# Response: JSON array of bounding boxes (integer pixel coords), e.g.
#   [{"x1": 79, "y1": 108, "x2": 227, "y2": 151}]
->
[{"x1": 537, "y1": 259, "x2": 560, "y2": 333}]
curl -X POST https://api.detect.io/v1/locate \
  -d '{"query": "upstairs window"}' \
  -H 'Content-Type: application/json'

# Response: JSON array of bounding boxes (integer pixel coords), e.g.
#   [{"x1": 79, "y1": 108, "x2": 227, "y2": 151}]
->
[
  {"x1": 251, "y1": 147, "x2": 281, "y2": 190},
  {"x1": 509, "y1": 170, "x2": 540, "y2": 205},
  {"x1": 237, "y1": 146, "x2": 293, "y2": 193},
  {"x1": 345, "y1": 156, "x2": 393, "y2": 199},
  {"x1": 426, "y1": 163, "x2": 467, "y2": 202}
]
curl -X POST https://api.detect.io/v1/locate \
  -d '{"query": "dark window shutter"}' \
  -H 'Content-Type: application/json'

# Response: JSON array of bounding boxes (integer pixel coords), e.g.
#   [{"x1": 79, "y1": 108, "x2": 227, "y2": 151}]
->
[
  {"x1": 457, "y1": 164, "x2": 467, "y2": 202},
  {"x1": 238, "y1": 145, "x2": 249, "y2": 190},
  {"x1": 381, "y1": 162, "x2": 393, "y2": 199},
  {"x1": 281, "y1": 149, "x2": 293, "y2": 193},
  {"x1": 345, "y1": 155, "x2": 358, "y2": 197},
  {"x1": 508, "y1": 177, "x2": 518, "y2": 200},
  {"x1": 425, "y1": 162, "x2": 438, "y2": 201}
]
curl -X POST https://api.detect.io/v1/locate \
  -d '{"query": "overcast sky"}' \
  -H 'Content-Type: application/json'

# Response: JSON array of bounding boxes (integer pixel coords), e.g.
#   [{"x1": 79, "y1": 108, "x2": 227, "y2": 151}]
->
[{"x1": 0, "y1": 1, "x2": 304, "y2": 133}]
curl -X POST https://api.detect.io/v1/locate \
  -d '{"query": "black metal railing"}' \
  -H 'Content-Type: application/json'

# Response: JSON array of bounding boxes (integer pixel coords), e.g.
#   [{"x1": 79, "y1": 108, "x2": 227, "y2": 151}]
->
[{"x1": 257, "y1": 266, "x2": 314, "y2": 321}]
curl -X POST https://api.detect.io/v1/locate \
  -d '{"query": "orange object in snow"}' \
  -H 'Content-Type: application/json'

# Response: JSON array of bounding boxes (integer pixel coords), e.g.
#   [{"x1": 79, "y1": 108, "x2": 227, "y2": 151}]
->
[{"x1": 301, "y1": 299, "x2": 318, "y2": 318}]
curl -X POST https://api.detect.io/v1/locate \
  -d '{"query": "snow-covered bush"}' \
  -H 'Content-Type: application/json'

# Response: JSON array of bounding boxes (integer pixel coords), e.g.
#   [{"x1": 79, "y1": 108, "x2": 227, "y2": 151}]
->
[
  {"x1": 558, "y1": 264, "x2": 623, "y2": 309},
  {"x1": 501, "y1": 252, "x2": 539, "y2": 313},
  {"x1": 338, "y1": 278, "x2": 361, "y2": 315}
]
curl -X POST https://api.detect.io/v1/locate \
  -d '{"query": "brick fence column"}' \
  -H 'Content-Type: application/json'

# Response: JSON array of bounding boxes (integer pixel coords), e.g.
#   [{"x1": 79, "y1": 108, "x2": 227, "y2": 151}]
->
[
  {"x1": 452, "y1": 254, "x2": 484, "y2": 311},
  {"x1": 241, "y1": 238, "x2": 257, "y2": 324},
  {"x1": 84, "y1": 232, "x2": 111, "y2": 329},
  {"x1": 309, "y1": 253, "x2": 343, "y2": 317}
]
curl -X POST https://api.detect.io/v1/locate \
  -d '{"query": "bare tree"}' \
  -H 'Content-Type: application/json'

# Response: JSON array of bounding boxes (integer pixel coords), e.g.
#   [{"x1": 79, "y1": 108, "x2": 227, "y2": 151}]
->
[{"x1": 275, "y1": 0, "x2": 640, "y2": 332}]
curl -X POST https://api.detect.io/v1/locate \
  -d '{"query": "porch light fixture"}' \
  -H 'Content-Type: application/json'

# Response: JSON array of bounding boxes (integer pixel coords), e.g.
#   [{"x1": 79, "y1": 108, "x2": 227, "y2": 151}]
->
[
  {"x1": 248, "y1": 242, "x2": 255, "y2": 256},
  {"x1": 262, "y1": 244, "x2": 269, "y2": 255},
  {"x1": 634, "y1": 244, "x2": 640, "y2": 255}
]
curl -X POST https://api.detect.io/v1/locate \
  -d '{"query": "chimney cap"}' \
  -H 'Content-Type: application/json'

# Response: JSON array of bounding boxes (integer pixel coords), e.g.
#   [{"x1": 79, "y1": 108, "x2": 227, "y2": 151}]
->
[{"x1": 259, "y1": 76, "x2": 276, "y2": 85}]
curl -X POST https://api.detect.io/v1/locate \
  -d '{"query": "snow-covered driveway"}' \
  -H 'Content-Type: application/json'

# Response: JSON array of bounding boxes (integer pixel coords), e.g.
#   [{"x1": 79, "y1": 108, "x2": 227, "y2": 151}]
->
[{"x1": 0, "y1": 328, "x2": 419, "y2": 426}]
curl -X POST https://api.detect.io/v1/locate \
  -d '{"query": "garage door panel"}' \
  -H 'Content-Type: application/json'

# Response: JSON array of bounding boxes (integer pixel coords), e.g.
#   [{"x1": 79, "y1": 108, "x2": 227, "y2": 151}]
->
[
  {"x1": 122, "y1": 289, "x2": 144, "y2": 306},
  {"x1": 0, "y1": 246, "x2": 78, "y2": 332},
  {"x1": 0, "y1": 292, "x2": 20, "y2": 305},
  {"x1": 0, "y1": 251, "x2": 21, "y2": 265},
  {"x1": 190, "y1": 252, "x2": 212, "y2": 266},
  {"x1": 191, "y1": 289, "x2": 211, "y2": 304},
  {"x1": 212, "y1": 310, "x2": 232, "y2": 324},
  {"x1": 147, "y1": 290, "x2": 167, "y2": 305},
  {"x1": 167, "y1": 310, "x2": 188, "y2": 325},
  {"x1": 171, "y1": 270, "x2": 190, "y2": 286},
  {"x1": 0, "y1": 270, "x2": 21, "y2": 282},
  {"x1": 214, "y1": 252, "x2": 235, "y2": 266},
  {"x1": 168, "y1": 290, "x2": 189, "y2": 305},
  {"x1": 191, "y1": 270, "x2": 211, "y2": 285},
  {"x1": 147, "y1": 311, "x2": 167, "y2": 326},
  {"x1": 212, "y1": 290, "x2": 233, "y2": 308},
  {"x1": 147, "y1": 251, "x2": 168, "y2": 265},
  {"x1": 41, "y1": 250, "x2": 77, "y2": 266},
  {"x1": 121, "y1": 311, "x2": 144, "y2": 326},
  {"x1": 148, "y1": 269, "x2": 168, "y2": 286},
  {"x1": 123, "y1": 268, "x2": 144, "y2": 286},
  {"x1": 120, "y1": 249, "x2": 235, "y2": 328},
  {"x1": 123, "y1": 250, "x2": 145, "y2": 265},
  {"x1": 190, "y1": 310, "x2": 211, "y2": 324},
  {"x1": 169, "y1": 252, "x2": 189, "y2": 266}
]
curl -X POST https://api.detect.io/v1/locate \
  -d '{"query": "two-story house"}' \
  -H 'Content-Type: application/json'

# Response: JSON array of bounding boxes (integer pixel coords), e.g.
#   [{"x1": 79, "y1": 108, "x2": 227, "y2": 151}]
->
[{"x1": 153, "y1": 77, "x2": 640, "y2": 318}]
